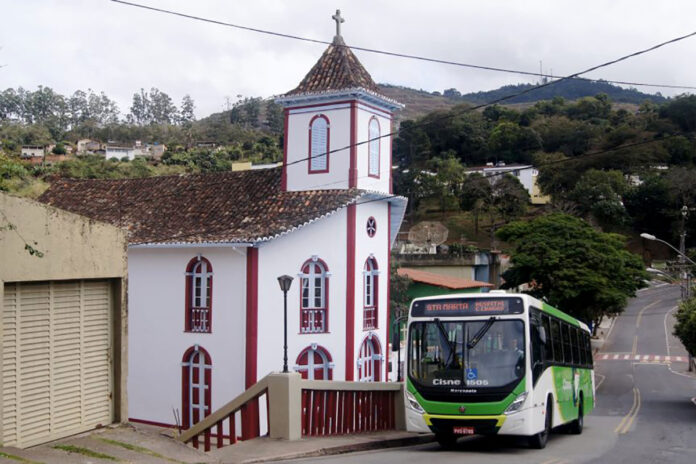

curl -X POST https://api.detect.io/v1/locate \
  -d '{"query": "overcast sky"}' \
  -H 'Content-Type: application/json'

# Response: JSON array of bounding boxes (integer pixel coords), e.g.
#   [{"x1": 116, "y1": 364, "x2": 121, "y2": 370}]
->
[{"x1": 2, "y1": 0, "x2": 696, "y2": 118}]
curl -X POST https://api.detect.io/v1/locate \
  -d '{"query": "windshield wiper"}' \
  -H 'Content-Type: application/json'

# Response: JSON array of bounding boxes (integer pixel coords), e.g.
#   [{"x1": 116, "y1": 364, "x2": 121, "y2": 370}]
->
[
  {"x1": 434, "y1": 318, "x2": 457, "y2": 367},
  {"x1": 467, "y1": 317, "x2": 496, "y2": 349}
]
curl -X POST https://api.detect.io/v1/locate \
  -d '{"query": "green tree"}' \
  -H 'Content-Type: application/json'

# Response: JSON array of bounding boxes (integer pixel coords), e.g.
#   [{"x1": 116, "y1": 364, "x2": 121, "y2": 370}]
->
[
  {"x1": 424, "y1": 154, "x2": 465, "y2": 212},
  {"x1": 460, "y1": 173, "x2": 492, "y2": 234},
  {"x1": 497, "y1": 214, "x2": 648, "y2": 328},
  {"x1": 491, "y1": 173, "x2": 529, "y2": 224},
  {"x1": 673, "y1": 297, "x2": 696, "y2": 356},
  {"x1": 568, "y1": 169, "x2": 629, "y2": 227},
  {"x1": 487, "y1": 121, "x2": 541, "y2": 163}
]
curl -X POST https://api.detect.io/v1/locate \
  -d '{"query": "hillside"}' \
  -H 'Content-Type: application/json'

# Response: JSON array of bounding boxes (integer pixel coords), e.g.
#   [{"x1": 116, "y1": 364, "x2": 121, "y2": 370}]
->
[{"x1": 378, "y1": 79, "x2": 666, "y2": 121}]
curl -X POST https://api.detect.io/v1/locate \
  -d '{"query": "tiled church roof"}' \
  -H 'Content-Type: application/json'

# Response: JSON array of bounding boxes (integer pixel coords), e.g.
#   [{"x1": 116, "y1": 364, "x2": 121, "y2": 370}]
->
[
  {"x1": 286, "y1": 36, "x2": 381, "y2": 96},
  {"x1": 39, "y1": 168, "x2": 364, "y2": 245}
]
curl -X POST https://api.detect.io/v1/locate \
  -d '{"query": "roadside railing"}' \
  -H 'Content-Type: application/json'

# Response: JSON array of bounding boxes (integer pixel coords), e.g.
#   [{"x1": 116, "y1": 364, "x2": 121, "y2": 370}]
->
[{"x1": 176, "y1": 373, "x2": 405, "y2": 451}]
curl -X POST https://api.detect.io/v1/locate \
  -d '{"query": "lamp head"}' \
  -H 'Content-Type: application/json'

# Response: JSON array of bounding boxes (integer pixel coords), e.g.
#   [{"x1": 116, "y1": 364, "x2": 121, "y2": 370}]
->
[
  {"x1": 277, "y1": 275, "x2": 293, "y2": 292},
  {"x1": 640, "y1": 233, "x2": 656, "y2": 241}
]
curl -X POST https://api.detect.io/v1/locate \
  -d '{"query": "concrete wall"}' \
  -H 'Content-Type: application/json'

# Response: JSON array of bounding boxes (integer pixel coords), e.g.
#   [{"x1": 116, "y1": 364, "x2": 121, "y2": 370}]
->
[
  {"x1": 0, "y1": 192, "x2": 129, "y2": 427},
  {"x1": 0, "y1": 193, "x2": 127, "y2": 283}
]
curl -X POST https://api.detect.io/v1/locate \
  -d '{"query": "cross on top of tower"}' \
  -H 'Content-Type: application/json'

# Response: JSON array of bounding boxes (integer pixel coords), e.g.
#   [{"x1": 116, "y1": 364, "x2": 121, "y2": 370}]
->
[{"x1": 332, "y1": 9, "x2": 345, "y2": 38}]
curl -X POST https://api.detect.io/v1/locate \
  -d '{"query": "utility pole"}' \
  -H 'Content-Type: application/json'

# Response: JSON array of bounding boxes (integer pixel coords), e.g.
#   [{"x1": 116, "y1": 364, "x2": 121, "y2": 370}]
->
[
  {"x1": 680, "y1": 205, "x2": 690, "y2": 300},
  {"x1": 679, "y1": 204, "x2": 692, "y2": 371}
]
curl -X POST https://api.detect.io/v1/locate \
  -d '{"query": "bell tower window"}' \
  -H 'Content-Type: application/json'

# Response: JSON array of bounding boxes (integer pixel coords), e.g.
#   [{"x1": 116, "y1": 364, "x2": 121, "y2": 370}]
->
[{"x1": 309, "y1": 115, "x2": 330, "y2": 173}]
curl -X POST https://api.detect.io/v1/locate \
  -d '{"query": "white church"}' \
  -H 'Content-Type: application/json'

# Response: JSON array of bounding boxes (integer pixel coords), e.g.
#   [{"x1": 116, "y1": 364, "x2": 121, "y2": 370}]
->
[{"x1": 41, "y1": 12, "x2": 407, "y2": 431}]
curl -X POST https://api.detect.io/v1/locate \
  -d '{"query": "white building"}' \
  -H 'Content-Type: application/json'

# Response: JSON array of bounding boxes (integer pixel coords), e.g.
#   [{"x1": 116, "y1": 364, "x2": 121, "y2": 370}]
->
[
  {"x1": 41, "y1": 21, "x2": 406, "y2": 433},
  {"x1": 465, "y1": 163, "x2": 550, "y2": 204},
  {"x1": 20, "y1": 145, "x2": 45, "y2": 159}
]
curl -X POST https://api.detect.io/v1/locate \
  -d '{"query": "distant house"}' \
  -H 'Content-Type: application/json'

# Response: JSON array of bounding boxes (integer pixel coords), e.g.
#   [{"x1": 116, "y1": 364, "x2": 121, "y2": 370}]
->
[
  {"x1": 148, "y1": 143, "x2": 166, "y2": 161},
  {"x1": 397, "y1": 267, "x2": 493, "y2": 300},
  {"x1": 195, "y1": 141, "x2": 218, "y2": 149},
  {"x1": 20, "y1": 145, "x2": 45, "y2": 163},
  {"x1": 105, "y1": 143, "x2": 135, "y2": 160},
  {"x1": 77, "y1": 139, "x2": 102, "y2": 154},
  {"x1": 465, "y1": 162, "x2": 550, "y2": 205}
]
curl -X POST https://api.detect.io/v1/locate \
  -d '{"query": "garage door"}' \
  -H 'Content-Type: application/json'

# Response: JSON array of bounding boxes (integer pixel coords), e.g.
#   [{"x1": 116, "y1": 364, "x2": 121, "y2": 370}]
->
[{"x1": 2, "y1": 280, "x2": 113, "y2": 448}]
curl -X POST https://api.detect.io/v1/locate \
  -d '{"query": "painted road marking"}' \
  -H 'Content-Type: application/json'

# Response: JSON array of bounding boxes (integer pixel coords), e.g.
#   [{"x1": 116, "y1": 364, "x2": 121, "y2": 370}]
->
[
  {"x1": 615, "y1": 387, "x2": 641, "y2": 434},
  {"x1": 595, "y1": 353, "x2": 686, "y2": 363}
]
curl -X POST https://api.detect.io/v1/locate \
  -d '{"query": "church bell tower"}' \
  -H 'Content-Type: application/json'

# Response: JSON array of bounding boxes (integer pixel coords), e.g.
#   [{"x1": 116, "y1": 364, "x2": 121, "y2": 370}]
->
[{"x1": 275, "y1": 10, "x2": 403, "y2": 194}]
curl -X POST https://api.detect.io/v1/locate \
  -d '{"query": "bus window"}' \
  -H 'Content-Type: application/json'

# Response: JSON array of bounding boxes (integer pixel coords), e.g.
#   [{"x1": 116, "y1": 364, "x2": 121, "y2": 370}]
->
[
  {"x1": 579, "y1": 330, "x2": 587, "y2": 366},
  {"x1": 561, "y1": 324, "x2": 571, "y2": 364},
  {"x1": 541, "y1": 315, "x2": 552, "y2": 362},
  {"x1": 550, "y1": 318, "x2": 562, "y2": 364},
  {"x1": 571, "y1": 328, "x2": 580, "y2": 365},
  {"x1": 585, "y1": 332, "x2": 593, "y2": 367}
]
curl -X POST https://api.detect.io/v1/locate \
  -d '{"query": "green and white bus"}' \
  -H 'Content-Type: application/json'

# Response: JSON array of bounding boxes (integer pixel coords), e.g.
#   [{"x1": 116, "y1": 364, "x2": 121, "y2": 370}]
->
[{"x1": 404, "y1": 292, "x2": 594, "y2": 449}]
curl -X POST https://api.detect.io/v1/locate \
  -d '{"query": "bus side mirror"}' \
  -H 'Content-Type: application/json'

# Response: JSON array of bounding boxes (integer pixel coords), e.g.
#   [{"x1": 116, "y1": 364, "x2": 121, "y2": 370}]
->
[
  {"x1": 392, "y1": 330, "x2": 400, "y2": 352},
  {"x1": 537, "y1": 326, "x2": 547, "y2": 345}
]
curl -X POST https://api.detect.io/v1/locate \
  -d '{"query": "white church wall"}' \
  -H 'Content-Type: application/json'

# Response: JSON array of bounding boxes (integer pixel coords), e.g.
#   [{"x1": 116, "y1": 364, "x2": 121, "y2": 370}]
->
[
  {"x1": 355, "y1": 104, "x2": 392, "y2": 194},
  {"x1": 353, "y1": 200, "x2": 390, "y2": 381},
  {"x1": 285, "y1": 103, "x2": 352, "y2": 191},
  {"x1": 127, "y1": 246, "x2": 247, "y2": 425},
  {"x1": 255, "y1": 208, "x2": 349, "y2": 381}
]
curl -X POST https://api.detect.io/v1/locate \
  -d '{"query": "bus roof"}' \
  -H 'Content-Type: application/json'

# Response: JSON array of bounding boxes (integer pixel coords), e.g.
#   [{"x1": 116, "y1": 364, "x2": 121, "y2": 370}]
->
[{"x1": 409, "y1": 292, "x2": 590, "y2": 332}]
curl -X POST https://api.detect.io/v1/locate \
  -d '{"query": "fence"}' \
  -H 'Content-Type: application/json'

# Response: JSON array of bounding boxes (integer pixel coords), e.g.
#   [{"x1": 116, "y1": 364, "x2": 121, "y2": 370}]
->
[{"x1": 177, "y1": 373, "x2": 405, "y2": 451}]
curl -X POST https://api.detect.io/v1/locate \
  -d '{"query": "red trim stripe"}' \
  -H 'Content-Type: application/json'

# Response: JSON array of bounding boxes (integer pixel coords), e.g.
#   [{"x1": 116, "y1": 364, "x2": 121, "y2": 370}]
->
[
  {"x1": 345, "y1": 204, "x2": 356, "y2": 380},
  {"x1": 128, "y1": 418, "x2": 177, "y2": 429},
  {"x1": 244, "y1": 247, "x2": 260, "y2": 438},
  {"x1": 349, "y1": 101, "x2": 358, "y2": 188}
]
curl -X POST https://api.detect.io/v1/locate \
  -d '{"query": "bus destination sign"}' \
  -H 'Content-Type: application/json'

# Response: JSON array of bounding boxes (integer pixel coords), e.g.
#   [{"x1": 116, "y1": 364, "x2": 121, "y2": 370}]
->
[{"x1": 411, "y1": 297, "x2": 524, "y2": 317}]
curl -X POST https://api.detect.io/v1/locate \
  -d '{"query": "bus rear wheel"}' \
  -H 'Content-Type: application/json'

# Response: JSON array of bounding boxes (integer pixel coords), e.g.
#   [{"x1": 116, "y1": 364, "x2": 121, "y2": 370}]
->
[
  {"x1": 529, "y1": 399, "x2": 552, "y2": 449},
  {"x1": 569, "y1": 398, "x2": 584, "y2": 435}
]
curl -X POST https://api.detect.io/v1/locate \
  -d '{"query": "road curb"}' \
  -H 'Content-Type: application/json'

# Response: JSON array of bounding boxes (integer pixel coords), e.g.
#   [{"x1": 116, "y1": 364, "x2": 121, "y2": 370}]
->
[{"x1": 239, "y1": 434, "x2": 435, "y2": 464}]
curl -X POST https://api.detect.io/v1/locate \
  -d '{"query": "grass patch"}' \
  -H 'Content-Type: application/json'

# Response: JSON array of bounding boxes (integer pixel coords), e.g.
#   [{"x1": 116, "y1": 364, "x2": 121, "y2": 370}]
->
[
  {"x1": 53, "y1": 445, "x2": 119, "y2": 461},
  {"x1": 0, "y1": 452, "x2": 43, "y2": 464},
  {"x1": 95, "y1": 437, "x2": 184, "y2": 464}
]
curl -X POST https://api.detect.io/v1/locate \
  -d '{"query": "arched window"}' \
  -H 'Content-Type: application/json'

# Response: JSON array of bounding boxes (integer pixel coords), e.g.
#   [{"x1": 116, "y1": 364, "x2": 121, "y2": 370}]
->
[
  {"x1": 295, "y1": 344, "x2": 334, "y2": 380},
  {"x1": 299, "y1": 257, "x2": 329, "y2": 333},
  {"x1": 181, "y1": 345, "x2": 212, "y2": 429},
  {"x1": 185, "y1": 256, "x2": 213, "y2": 333},
  {"x1": 363, "y1": 257, "x2": 379, "y2": 330},
  {"x1": 309, "y1": 115, "x2": 330, "y2": 173},
  {"x1": 357, "y1": 334, "x2": 383, "y2": 382},
  {"x1": 368, "y1": 117, "x2": 380, "y2": 178}
]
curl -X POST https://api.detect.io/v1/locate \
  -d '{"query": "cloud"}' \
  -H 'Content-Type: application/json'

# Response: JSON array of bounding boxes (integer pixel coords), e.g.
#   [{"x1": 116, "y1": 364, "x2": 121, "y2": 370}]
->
[{"x1": 2, "y1": 0, "x2": 694, "y2": 118}]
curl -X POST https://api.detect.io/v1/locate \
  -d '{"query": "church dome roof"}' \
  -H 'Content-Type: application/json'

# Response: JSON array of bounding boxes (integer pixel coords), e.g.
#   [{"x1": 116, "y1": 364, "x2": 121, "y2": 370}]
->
[{"x1": 286, "y1": 35, "x2": 381, "y2": 96}]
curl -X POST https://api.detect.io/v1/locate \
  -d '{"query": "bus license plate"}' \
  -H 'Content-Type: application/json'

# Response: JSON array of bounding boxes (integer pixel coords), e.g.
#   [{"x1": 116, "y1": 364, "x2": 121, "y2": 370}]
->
[{"x1": 453, "y1": 426, "x2": 475, "y2": 435}]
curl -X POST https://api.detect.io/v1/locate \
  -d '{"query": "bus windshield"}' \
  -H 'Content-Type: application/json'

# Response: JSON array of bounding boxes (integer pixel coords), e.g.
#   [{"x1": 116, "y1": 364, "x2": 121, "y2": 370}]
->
[{"x1": 409, "y1": 319, "x2": 525, "y2": 389}]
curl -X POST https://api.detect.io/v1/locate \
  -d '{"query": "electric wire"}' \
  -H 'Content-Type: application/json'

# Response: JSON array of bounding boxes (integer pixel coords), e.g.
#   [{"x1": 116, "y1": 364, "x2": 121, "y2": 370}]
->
[{"x1": 109, "y1": 0, "x2": 696, "y2": 91}]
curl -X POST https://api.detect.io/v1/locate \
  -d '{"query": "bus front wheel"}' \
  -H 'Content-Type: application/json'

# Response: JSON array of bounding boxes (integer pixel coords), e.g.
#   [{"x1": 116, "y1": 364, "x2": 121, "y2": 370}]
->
[{"x1": 529, "y1": 399, "x2": 552, "y2": 449}]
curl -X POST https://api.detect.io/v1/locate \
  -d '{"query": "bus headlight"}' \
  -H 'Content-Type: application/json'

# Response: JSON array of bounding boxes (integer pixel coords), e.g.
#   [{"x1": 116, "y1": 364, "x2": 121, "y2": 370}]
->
[
  {"x1": 406, "y1": 390, "x2": 425, "y2": 414},
  {"x1": 504, "y1": 392, "x2": 528, "y2": 415}
]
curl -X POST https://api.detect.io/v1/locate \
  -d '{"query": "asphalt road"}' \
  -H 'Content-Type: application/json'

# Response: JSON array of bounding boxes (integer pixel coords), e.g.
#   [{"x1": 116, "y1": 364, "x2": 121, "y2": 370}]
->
[{"x1": 283, "y1": 283, "x2": 696, "y2": 464}]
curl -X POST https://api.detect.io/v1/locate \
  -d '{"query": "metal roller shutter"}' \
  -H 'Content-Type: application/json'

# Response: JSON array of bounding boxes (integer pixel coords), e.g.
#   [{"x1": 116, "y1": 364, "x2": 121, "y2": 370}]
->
[{"x1": 2, "y1": 280, "x2": 113, "y2": 448}]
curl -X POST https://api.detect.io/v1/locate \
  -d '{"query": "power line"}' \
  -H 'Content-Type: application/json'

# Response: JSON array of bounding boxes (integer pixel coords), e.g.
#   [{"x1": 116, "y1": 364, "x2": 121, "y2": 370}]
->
[
  {"x1": 110, "y1": 0, "x2": 696, "y2": 91},
  {"x1": 283, "y1": 24, "x2": 696, "y2": 170}
]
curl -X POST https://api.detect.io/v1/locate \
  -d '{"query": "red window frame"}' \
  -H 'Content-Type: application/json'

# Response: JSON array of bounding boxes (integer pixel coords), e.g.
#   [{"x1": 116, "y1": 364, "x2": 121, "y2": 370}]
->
[
  {"x1": 308, "y1": 114, "x2": 330, "y2": 174},
  {"x1": 363, "y1": 257, "x2": 378, "y2": 330},
  {"x1": 368, "y1": 117, "x2": 380, "y2": 179},
  {"x1": 185, "y1": 256, "x2": 213, "y2": 333},
  {"x1": 295, "y1": 345, "x2": 333, "y2": 380},
  {"x1": 181, "y1": 345, "x2": 212, "y2": 429},
  {"x1": 357, "y1": 335, "x2": 382, "y2": 382},
  {"x1": 299, "y1": 258, "x2": 329, "y2": 334}
]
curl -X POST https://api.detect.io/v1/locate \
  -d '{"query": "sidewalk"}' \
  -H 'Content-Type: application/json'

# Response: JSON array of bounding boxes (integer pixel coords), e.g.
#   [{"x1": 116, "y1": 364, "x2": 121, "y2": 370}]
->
[
  {"x1": 0, "y1": 423, "x2": 433, "y2": 464},
  {"x1": 591, "y1": 315, "x2": 616, "y2": 354}
]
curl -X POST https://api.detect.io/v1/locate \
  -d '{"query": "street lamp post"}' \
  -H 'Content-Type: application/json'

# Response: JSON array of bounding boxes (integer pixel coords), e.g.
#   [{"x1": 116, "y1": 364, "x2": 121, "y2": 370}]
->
[
  {"x1": 277, "y1": 275, "x2": 294, "y2": 373},
  {"x1": 641, "y1": 232, "x2": 694, "y2": 370},
  {"x1": 640, "y1": 233, "x2": 695, "y2": 300}
]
